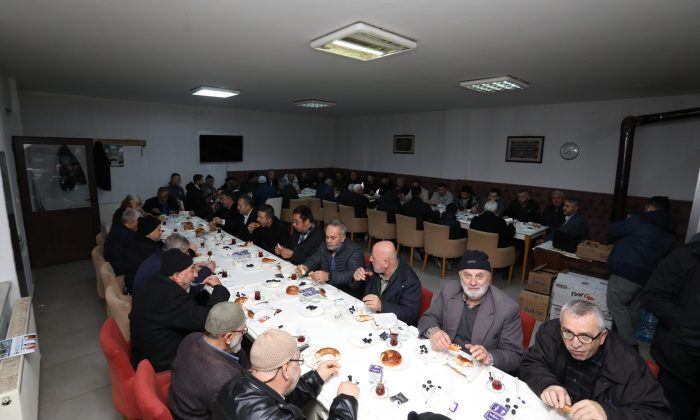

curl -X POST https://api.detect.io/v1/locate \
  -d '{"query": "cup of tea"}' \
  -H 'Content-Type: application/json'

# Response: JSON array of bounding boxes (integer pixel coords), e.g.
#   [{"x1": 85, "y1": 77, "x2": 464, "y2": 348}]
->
[
  {"x1": 375, "y1": 377, "x2": 387, "y2": 397},
  {"x1": 364, "y1": 269, "x2": 373, "y2": 280},
  {"x1": 389, "y1": 330, "x2": 399, "y2": 347},
  {"x1": 291, "y1": 273, "x2": 298, "y2": 280},
  {"x1": 296, "y1": 328, "x2": 306, "y2": 344},
  {"x1": 489, "y1": 370, "x2": 504, "y2": 392},
  {"x1": 254, "y1": 290, "x2": 261, "y2": 301},
  {"x1": 258, "y1": 250, "x2": 263, "y2": 258}
]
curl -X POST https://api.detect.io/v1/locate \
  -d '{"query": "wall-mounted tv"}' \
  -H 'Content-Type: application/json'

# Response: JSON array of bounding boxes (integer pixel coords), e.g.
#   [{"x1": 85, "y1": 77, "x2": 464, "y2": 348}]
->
[{"x1": 199, "y1": 134, "x2": 243, "y2": 163}]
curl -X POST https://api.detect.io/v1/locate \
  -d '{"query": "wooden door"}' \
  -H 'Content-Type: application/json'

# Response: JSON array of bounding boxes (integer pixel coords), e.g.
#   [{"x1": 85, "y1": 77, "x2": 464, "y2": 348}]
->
[{"x1": 13, "y1": 137, "x2": 100, "y2": 267}]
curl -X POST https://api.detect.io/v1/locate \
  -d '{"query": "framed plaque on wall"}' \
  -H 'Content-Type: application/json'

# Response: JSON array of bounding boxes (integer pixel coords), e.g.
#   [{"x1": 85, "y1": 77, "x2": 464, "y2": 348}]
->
[
  {"x1": 393, "y1": 135, "x2": 415, "y2": 154},
  {"x1": 506, "y1": 136, "x2": 544, "y2": 163}
]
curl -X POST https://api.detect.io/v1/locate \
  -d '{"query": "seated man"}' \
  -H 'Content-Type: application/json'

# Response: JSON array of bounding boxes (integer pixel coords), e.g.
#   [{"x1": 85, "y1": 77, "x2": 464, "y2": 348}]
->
[
  {"x1": 315, "y1": 178, "x2": 335, "y2": 202},
  {"x1": 418, "y1": 251, "x2": 522, "y2": 373},
  {"x1": 275, "y1": 205, "x2": 324, "y2": 265},
  {"x1": 482, "y1": 188, "x2": 506, "y2": 217},
  {"x1": 405, "y1": 179, "x2": 430, "y2": 203},
  {"x1": 144, "y1": 186, "x2": 181, "y2": 216},
  {"x1": 469, "y1": 201, "x2": 515, "y2": 247},
  {"x1": 212, "y1": 329, "x2": 358, "y2": 420},
  {"x1": 352, "y1": 241, "x2": 421, "y2": 325},
  {"x1": 376, "y1": 186, "x2": 401, "y2": 223},
  {"x1": 400, "y1": 186, "x2": 439, "y2": 230},
  {"x1": 130, "y1": 249, "x2": 230, "y2": 372},
  {"x1": 456, "y1": 185, "x2": 479, "y2": 212},
  {"x1": 435, "y1": 203, "x2": 464, "y2": 240},
  {"x1": 253, "y1": 175, "x2": 277, "y2": 208},
  {"x1": 124, "y1": 216, "x2": 163, "y2": 294},
  {"x1": 185, "y1": 173, "x2": 208, "y2": 218},
  {"x1": 279, "y1": 172, "x2": 300, "y2": 193},
  {"x1": 520, "y1": 300, "x2": 671, "y2": 420},
  {"x1": 429, "y1": 182, "x2": 455, "y2": 206},
  {"x1": 344, "y1": 184, "x2": 371, "y2": 218},
  {"x1": 169, "y1": 302, "x2": 250, "y2": 420},
  {"x1": 249, "y1": 204, "x2": 289, "y2": 254},
  {"x1": 111, "y1": 194, "x2": 143, "y2": 226},
  {"x1": 540, "y1": 190, "x2": 567, "y2": 231},
  {"x1": 211, "y1": 194, "x2": 256, "y2": 240},
  {"x1": 104, "y1": 208, "x2": 138, "y2": 276},
  {"x1": 297, "y1": 220, "x2": 363, "y2": 296},
  {"x1": 505, "y1": 189, "x2": 540, "y2": 222},
  {"x1": 544, "y1": 198, "x2": 588, "y2": 242},
  {"x1": 363, "y1": 172, "x2": 379, "y2": 195}
]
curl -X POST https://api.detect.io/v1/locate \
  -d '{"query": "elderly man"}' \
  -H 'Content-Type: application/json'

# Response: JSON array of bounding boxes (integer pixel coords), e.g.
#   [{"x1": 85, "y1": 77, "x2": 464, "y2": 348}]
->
[
  {"x1": 275, "y1": 205, "x2": 324, "y2": 265},
  {"x1": 253, "y1": 175, "x2": 277, "y2": 207},
  {"x1": 429, "y1": 182, "x2": 455, "y2": 206},
  {"x1": 124, "y1": 215, "x2": 163, "y2": 294},
  {"x1": 418, "y1": 251, "x2": 522, "y2": 373},
  {"x1": 111, "y1": 194, "x2": 143, "y2": 225},
  {"x1": 344, "y1": 184, "x2": 371, "y2": 218},
  {"x1": 297, "y1": 220, "x2": 363, "y2": 296},
  {"x1": 169, "y1": 302, "x2": 250, "y2": 420},
  {"x1": 353, "y1": 241, "x2": 421, "y2": 324},
  {"x1": 212, "y1": 329, "x2": 358, "y2": 420},
  {"x1": 249, "y1": 204, "x2": 289, "y2": 254},
  {"x1": 541, "y1": 190, "x2": 567, "y2": 230},
  {"x1": 212, "y1": 194, "x2": 256, "y2": 240},
  {"x1": 130, "y1": 249, "x2": 230, "y2": 372},
  {"x1": 144, "y1": 186, "x2": 181, "y2": 216},
  {"x1": 505, "y1": 189, "x2": 540, "y2": 222},
  {"x1": 520, "y1": 300, "x2": 671, "y2": 420},
  {"x1": 544, "y1": 198, "x2": 588, "y2": 242},
  {"x1": 470, "y1": 200, "x2": 515, "y2": 247},
  {"x1": 104, "y1": 208, "x2": 138, "y2": 276}
]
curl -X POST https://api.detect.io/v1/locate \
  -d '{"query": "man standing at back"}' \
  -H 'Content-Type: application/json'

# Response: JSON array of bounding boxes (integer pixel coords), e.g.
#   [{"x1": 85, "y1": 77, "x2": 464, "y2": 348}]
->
[{"x1": 165, "y1": 172, "x2": 186, "y2": 203}]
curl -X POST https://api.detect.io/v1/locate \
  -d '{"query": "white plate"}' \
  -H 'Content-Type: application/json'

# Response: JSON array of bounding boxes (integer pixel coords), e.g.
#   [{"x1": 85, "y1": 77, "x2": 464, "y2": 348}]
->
[
  {"x1": 416, "y1": 375, "x2": 454, "y2": 396},
  {"x1": 378, "y1": 350, "x2": 410, "y2": 371},
  {"x1": 414, "y1": 342, "x2": 449, "y2": 364},
  {"x1": 297, "y1": 304, "x2": 324, "y2": 318},
  {"x1": 277, "y1": 288, "x2": 300, "y2": 299},
  {"x1": 348, "y1": 331, "x2": 378, "y2": 348}
]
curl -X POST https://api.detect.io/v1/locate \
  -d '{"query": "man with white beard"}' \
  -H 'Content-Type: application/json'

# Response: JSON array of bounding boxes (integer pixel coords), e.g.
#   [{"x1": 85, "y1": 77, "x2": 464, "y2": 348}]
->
[{"x1": 417, "y1": 250, "x2": 523, "y2": 373}]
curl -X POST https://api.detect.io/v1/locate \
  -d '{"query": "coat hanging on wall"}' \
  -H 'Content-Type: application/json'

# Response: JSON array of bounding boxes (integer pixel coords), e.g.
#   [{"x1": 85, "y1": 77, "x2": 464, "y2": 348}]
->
[{"x1": 93, "y1": 140, "x2": 111, "y2": 190}]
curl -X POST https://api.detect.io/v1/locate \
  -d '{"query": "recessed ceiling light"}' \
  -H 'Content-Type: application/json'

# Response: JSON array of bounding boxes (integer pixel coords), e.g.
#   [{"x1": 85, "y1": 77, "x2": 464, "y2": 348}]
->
[
  {"x1": 294, "y1": 99, "x2": 336, "y2": 109},
  {"x1": 310, "y1": 22, "x2": 416, "y2": 61},
  {"x1": 459, "y1": 76, "x2": 530, "y2": 93},
  {"x1": 191, "y1": 86, "x2": 240, "y2": 98}
]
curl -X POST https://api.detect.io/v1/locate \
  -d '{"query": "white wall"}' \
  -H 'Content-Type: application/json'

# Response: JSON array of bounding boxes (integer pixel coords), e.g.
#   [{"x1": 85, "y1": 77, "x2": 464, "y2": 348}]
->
[
  {"x1": 337, "y1": 94, "x2": 700, "y2": 200},
  {"x1": 19, "y1": 93, "x2": 337, "y2": 224}
]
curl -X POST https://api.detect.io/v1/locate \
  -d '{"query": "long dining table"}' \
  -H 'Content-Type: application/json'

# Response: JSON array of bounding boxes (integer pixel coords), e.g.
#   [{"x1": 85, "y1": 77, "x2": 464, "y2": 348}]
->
[
  {"x1": 161, "y1": 214, "x2": 561, "y2": 420},
  {"x1": 456, "y1": 211, "x2": 548, "y2": 283}
]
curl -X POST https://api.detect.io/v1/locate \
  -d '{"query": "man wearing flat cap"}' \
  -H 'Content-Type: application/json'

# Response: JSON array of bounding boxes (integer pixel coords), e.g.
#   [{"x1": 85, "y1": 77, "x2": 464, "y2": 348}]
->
[
  {"x1": 417, "y1": 250, "x2": 523, "y2": 373},
  {"x1": 130, "y1": 248, "x2": 230, "y2": 372},
  {"x1": 213, "y1": 329, "x2": 359, "y2": 420},
  {"x1": 169, "y1": 302, "x2": 250, "y2": 420}
]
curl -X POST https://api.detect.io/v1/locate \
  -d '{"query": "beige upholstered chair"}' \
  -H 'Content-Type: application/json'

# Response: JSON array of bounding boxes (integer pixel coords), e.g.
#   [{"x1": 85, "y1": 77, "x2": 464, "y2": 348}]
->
[
  {"x1": 96, "y1": 231, "x2": 106, "y2": 247},
  {"x1": 338, "y1": 205, "x2": 368, "y2": 241},
  {"x1": 100, "y1": 261, "x2": 125, "y2": 295},
  {"x1": 467, "y1": 228, "x2": 516, "y2": 283},
  {"x1": 322, "y1": 200, "x2": 339, "y2": 226},
  {"x1": 281, "y1": 198, "x2": 309, "y2": 231},
  {"x1": 395, "y1": 214, "x2": 424, "y2": 267},
  {"x1": 92, "y1": 245, "x2": 106, "y2": 299},
  {"x1": 367, "y1": 209, "x2": 396, "y2": 250},
  {"x1": 105, "y1": 282, "x2": 132, "y2": 342},
  {"x1": 422, "y1": 222, "x2": 468, "y2": 278},
  {"x1": 306, "y1": 198, "x2": 323, "y2": 225}
]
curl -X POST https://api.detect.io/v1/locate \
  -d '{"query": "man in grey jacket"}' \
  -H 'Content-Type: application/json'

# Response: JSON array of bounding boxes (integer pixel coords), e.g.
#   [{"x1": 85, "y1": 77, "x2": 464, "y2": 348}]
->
[{"x1": 417, "y1": 250, "x2": 523, "y2": 373}]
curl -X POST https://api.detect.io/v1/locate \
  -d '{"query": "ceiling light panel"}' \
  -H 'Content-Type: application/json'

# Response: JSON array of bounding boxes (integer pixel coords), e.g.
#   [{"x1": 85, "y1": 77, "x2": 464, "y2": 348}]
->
[
  {"x1": 310, "y1": 22, "x2": 416, "y2": 61},
  {"x1": 191, "y1": 86, "x2": 240, "y2": 98},
  {"x1": 459, "y1": 76, "x2": 530, "y2": 93},
  {"x1": 294, "y1": 99, "x2": 336, "y2": 108}
]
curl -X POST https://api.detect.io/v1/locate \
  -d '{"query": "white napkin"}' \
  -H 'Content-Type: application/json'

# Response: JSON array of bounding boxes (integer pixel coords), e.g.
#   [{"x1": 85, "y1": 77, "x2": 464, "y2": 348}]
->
[{"x1": 373, "y1": 313, "x2": 398, "y2": 329}]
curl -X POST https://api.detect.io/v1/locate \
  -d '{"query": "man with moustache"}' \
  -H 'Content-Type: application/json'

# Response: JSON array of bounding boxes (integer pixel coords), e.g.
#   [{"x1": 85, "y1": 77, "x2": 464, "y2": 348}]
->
[{"x1": 417, "y1": 250, "x2": 523, "y2": 373}]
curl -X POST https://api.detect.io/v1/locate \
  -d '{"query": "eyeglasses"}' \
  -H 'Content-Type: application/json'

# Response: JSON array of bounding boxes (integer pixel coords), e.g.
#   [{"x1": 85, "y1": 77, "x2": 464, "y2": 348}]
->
[
  {"x1": 288, "y1": 358, "x2": 304, "y2": 365},
  {"x1": 560, "y1": 328, "x2": 604, "y2": 344},
  {"x1": 231, "y1": 327, "x2": 248, "y2": 335}
]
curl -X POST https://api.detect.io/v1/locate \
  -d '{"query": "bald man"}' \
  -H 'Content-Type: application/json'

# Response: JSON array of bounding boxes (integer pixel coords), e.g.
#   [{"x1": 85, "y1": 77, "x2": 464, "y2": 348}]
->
[{"x1": 353, "y1": 241, "x2": 422, "y2": 324}]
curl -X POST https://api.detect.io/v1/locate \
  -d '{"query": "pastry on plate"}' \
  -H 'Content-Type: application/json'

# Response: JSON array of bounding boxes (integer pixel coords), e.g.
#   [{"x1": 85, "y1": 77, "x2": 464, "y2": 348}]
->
[
  {"x1": 286, "y1": 285, "x2": 300, "y2": 296},
  {"x1": 380, "y1": 350, "x2": 403, "y2": 367}
]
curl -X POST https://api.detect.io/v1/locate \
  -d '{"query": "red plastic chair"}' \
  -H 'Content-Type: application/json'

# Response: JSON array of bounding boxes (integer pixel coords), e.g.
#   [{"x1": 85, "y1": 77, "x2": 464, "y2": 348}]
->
[
  {"x1": 645, "y1": 360, "x2": 660, "y2": 379},
  {"x1": 99, "y1": 318, "x2": 171, "y2": 419},
  {"x1": 135, "y1": 360, "x2": 174, "y2": 420},
  {"x1": 520, "y1": 310, "x2": 537, "y2": 351},
  {"x1": 419, "y1": 287, "x2": 433, "y2": 319}
]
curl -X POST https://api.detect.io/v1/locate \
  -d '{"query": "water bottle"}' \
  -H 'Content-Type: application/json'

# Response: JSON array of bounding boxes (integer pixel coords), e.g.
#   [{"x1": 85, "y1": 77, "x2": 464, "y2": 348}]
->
[{"x1": 635, "y1": 308, "x2": 658, "y2": 342}]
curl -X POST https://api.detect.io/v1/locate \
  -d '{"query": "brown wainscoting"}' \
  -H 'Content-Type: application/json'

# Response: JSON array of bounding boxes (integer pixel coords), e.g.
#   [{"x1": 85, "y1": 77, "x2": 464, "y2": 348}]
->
[{"x1": 228, "y1": 168, "x2": 691, "y2": 245}]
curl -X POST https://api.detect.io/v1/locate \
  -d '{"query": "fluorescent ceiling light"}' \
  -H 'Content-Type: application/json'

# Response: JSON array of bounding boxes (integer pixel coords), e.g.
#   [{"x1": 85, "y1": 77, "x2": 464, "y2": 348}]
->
[
  {"x1": 294, "y1": 99, "x2": 336, "y2": 109},
  {"x1": 191, "y1": 86, "x2": 240, "y2": 98},
  {"x1": 311, "y1": 22, "x2": 416, "y2": 61},
  {"x1": 459, "y1": 76, "x2": 530, "y2": 93}
]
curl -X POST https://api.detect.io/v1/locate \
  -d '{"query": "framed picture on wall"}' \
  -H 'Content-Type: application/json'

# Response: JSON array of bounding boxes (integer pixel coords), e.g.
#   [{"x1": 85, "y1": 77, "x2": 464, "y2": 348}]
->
[
  {"x1": 505, "y1": 136, "x2": 544, "y2": 163},
  {"x1": 393, "y1": 135, "x2": 415, "y2": 154}
]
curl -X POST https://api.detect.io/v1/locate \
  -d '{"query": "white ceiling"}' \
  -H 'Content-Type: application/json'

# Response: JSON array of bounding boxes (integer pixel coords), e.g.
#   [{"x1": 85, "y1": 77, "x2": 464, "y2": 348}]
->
[{"x1": 1, "y1": 0, "x2": 699, "y2": 116}]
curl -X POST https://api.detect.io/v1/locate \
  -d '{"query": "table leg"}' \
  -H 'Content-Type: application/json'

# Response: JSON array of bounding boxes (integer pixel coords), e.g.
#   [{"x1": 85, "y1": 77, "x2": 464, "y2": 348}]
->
[{"x1": 521, "y1": 235, "x2": 532, "y2": 283}]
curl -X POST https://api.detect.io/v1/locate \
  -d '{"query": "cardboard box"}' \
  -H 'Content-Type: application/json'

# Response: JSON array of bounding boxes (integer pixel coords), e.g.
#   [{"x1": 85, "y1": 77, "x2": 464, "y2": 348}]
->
[
  {"x1": 526, "y1": 264, "x2": 558, "y2": 295},
  {"x1": 519, "y1": 290, "x2": 550, "y2": 322},
  {"x1": 576, "y1": 240, "x2": 613, "y2": 263},
  {"x1": 551, "y1": 272, "x2": 610, "y2": 317},
  {"x1": 550, "y1": 303, "x2": 613, "y2": 329}
]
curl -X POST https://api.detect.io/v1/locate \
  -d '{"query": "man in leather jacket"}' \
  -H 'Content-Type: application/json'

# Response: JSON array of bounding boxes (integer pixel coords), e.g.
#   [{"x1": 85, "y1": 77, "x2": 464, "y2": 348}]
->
[{"x1": 212, "y1": 329, "x2": 359, "y2": 420}]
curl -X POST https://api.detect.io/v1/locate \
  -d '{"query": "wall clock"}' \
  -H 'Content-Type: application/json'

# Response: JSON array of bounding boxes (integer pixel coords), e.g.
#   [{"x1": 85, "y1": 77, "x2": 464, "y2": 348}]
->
[{"x1": 560, "y1": 142, "x2": 580, "y2": 160}]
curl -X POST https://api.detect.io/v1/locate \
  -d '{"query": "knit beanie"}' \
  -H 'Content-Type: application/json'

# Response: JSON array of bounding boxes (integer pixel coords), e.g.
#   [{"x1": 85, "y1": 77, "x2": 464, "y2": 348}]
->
[
  {"x1": 455, "y1": 250, "x2": 491, "y2": 271},
  {"x1": 137, "y1": 215, "x2": 161, "y2": 236},
  {"x1": 160, "y1": 249, "x2": 193, "y2": 277}
]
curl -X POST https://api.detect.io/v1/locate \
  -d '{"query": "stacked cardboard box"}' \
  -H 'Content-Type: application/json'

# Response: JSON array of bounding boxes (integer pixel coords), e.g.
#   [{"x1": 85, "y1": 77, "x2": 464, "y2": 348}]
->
[
  {"x1": 519, "y1": 265, "x2": 559, "y2": 321},
  {"x1": 576, "y1": 241, "x2": 613, "y2": 263},
  {"x1": 549, "y1": 272, "x2": 613, "y2": 328}
]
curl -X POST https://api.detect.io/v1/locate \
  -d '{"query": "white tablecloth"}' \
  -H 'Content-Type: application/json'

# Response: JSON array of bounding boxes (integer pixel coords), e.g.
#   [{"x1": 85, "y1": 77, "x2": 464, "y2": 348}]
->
[{"x1": 161, "y1": 216, "x2": 557, "y2": 419}]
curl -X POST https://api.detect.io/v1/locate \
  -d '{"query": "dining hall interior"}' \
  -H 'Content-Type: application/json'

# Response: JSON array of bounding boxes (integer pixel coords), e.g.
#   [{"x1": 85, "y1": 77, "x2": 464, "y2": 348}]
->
[{"x1": 0, "y1": 1, "x2": 699, "y2": 419}]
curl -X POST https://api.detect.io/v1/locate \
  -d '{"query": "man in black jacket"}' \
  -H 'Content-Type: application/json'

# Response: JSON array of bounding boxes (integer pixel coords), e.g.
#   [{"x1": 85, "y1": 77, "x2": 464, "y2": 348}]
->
[
  {"x1": 185, "y1": 173, "x2": 208, "y2": 218},
  {"x1": 470, "y1": 200, "x2": 515, "y2": 247},
  {"x1": 376, "y1": 187, "x2": 401, "y2": 224},
  {"x1": 130, "y1": 249, "x2": 230, "y2": 372},
  {"x1": 104, "y1": 208, "x2": 138, "y2": 276},
  {"x1": 212, "y1": 329, "x2": 358, "y2": 420},
  {"x1": 343, "y1": 184, "x2": 371, "y2": 218},
  {"x1": 520, "y1": 299, "x2": 671, "y2": 420},
  {"x1": 124, "y1": 215, "x2": 163, "y2": 294},
  {"x1": 249, "y1": 204, "x2": 289, "y2": 254},
  {"x1": 505, "y1": 189, "x2": 540, "y2": 222},
  {"x1": 400, "y1": 186, "x2": 438, "y2": 230},
  {"x1": 211, "y1": 194, "x2": 256, "y2": 240},
  {"x1": 144, "y1": 187, "x2": 181, "y2": 216},
  {"x1": 641, "y1": 233, "x2": 700, "y2": 420},
  {"x1": 540, "y1": 190, "x2": 566, "y2": 231},
  {"x1": 275, "y1": 205, "x2": 324, "y2": 265}
]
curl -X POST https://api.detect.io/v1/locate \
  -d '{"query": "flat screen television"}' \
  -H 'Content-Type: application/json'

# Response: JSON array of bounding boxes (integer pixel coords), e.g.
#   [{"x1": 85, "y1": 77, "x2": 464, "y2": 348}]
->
[{"x1": 199, "y1": 134, "x2": 243, "y2": 163}]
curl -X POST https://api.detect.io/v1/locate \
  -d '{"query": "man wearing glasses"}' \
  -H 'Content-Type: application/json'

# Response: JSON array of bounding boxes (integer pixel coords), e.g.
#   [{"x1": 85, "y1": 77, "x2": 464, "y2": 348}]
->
[
  {"x1": 169, "y1": 302, "x2": 251, "y2": 420},
  {"x1": 213, "y1": 329, "x2": 359, "y2": 419},
  {"x1": 520, "y1": 300, "x2": 671, "y2": 420}
]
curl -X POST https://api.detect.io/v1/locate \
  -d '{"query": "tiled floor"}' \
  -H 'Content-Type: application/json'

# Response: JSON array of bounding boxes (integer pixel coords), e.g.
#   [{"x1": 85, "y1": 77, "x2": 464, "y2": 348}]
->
[{"x1": 31, "y1": 241, "x2": 647, "y2": 419}]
